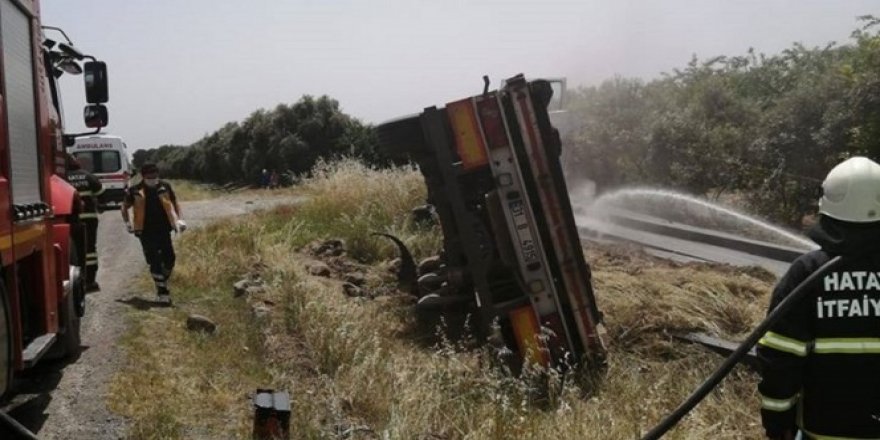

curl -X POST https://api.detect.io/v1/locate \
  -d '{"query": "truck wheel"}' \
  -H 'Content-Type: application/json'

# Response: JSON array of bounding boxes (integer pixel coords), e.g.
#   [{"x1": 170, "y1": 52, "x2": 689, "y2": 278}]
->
[
  {"x1": 45, "y1": 236, "x2": 83, "y2": 361},
  {"x1": 0, "y1": 280, "x2": 11, "y2": 398},
  {"x1": 57, "y1": 282, "x2": 82, "y2": 358},
  {"x1": 44, "y1": 280, "x2": 82, "y2": 361}
]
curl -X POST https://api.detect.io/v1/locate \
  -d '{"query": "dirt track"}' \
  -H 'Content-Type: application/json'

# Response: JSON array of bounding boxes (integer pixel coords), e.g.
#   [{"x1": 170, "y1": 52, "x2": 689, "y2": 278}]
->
[{"x1": 1, "y1": 194, "x2": 294, "y2": 439}]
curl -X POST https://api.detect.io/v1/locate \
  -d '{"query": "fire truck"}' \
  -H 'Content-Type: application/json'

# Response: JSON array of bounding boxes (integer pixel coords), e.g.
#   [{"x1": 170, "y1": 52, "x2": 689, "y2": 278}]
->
[
  {"x1": 0, "y1": 0, "x2": 110, "y2": 401},
  {"x1": 378, "y1": 75, "x2": 606, "y2": 369}
]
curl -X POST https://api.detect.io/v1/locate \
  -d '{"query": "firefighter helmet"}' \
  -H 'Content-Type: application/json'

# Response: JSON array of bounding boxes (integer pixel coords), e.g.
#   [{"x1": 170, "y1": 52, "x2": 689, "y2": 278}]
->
[{"x1": 819, "y1": 156, "x2": 880, "y2": 223}]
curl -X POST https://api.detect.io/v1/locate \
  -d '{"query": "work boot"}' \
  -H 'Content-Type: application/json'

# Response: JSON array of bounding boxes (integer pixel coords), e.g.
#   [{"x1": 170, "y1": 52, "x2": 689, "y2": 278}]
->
[
  {"x1": 157, "y1": 288, "x2": 172, "y2": 306},
  {"x1": 86, "y1": 282, "x2": 101, "y2": 293}
]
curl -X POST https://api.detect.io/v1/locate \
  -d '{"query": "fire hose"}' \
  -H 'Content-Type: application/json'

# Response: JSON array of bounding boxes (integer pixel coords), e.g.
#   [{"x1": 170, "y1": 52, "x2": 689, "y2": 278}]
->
[
  {"x1": 0, "y1": 410, "x2": 39, "y2": 440},
  {"x1": 640, "y1": 255, "x2": 842, "y2": 440}
]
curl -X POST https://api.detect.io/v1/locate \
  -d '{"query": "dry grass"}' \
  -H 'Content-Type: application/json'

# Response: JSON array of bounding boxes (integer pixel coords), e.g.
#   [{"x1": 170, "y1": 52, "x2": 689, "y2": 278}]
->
[
  {"x1": 165, "y1": 180, "x2": 221, "y2": 202},
  {"x1": 166, "y1": 179, "x2": 303, "y2": 203},
  {"x1": 290, "y1": 159, "x2": 441, "y2": 261},
  {"x1": 107, "y1": 218, "x2": 273, "y2": 439},
  {"x1": 109, "y1": 160, "x2": 775, "y2": 439}
]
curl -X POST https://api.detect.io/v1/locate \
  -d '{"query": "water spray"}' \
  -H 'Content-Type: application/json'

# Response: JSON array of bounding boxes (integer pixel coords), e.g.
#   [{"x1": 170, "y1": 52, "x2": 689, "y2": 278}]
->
[
  {"x1": 639, "y1": 255, "x2": 841, "y2": 440},
  {"x1": 589, "y1": 187, "x2": 817, "y2": 250}
]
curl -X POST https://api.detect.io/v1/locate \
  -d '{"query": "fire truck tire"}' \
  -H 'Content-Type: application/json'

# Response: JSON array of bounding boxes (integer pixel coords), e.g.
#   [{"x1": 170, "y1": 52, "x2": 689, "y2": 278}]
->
[
  {"x1": 46, "y1": 236, "x2": 83, "y2": 361},
  {"x1": 60, "y1": 284, "x2": 81, "y2": 357},
  {"x1": 45, "y1": 288, "x2": 81, "y2": 361},
  {"x1": 0, "y1": 280, "x2": 11, "y2": 398}
]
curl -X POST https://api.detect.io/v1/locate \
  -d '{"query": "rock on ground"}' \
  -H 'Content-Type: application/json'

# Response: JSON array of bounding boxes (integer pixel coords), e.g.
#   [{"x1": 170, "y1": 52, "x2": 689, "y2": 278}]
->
[{"x1": 186, "y1": 314, "x2": 218, "y2": 334}]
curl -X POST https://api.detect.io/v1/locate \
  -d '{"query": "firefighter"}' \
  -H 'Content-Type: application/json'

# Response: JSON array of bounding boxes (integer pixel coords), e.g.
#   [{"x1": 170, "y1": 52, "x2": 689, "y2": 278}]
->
[
  {"x1": 758, "y1": 156, "x2": 880, "y2": 440},
  {"x1": 66, "y1": 153, "x2": 103, "y2": 292},
  {"x1": 121, "y1": 163, "x2": 186, "y2": 305}
]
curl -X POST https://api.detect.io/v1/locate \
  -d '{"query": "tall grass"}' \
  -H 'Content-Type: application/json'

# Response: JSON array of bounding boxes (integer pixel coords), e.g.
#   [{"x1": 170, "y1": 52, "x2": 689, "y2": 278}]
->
[
  {"x1": 107, "y1": 217, "x2": 274, "y2": 439},
  {"x1": 264, "y1": 244, "x2": 770, "y2": 439},
  {"x1": 110, "y1": 159, "x2": 771, "y2": 439},
  {"x1": 261, "y1": 159, "x2": 441, "y2": 262}
]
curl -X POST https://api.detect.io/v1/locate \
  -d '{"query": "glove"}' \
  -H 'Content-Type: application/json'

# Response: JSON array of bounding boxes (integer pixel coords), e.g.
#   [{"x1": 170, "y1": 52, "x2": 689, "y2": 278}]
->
[
  {"x1": 176, "y1": 219, "x2": 187, "y2": 233},
  {"x1": 125, "y1": 222, "x2": 133, "y2": 234}
]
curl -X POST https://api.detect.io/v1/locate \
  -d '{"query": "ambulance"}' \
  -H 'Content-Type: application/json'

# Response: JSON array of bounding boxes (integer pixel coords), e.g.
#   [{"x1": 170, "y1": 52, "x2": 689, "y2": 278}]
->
[{"x1": 69, "y1": 134, "x2": 132, "y2": 207}]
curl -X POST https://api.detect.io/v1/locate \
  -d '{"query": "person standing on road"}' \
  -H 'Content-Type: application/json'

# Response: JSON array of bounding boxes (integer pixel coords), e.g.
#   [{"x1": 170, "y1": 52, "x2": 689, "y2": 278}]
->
[
  {"x1": 66, "y1": 153, "x2": 103, "y2": 293},
  {"x1": 269, "y1": 169, "x2": 279, "y2": 189},
  {"x1": 260, "y1": 168, "x2": 270, "y2": 189},
  {"x1": 758, "y1": 157, "x2": 880, "y2": 440},
  {"x1": 121, "y1": 163, "x2": 186, "y2": 305}
]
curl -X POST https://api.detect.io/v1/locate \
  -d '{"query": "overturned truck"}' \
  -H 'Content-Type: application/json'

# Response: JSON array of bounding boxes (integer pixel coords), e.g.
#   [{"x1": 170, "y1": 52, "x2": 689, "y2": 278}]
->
[{"x1": 378, "y1": 74, "x2": 606, "y2": 368}]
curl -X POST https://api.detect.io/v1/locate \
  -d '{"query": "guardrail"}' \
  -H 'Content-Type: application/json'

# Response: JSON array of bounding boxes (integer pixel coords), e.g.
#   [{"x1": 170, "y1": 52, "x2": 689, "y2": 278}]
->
[{"x1": 580, "y1": 207, "x2": 813, "y2": 264}]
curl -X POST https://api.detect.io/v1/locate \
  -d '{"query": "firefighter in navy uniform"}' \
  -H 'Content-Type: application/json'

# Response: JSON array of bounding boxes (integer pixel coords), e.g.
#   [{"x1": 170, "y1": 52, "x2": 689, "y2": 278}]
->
[
  {"x1": 121, "y1": 163, "x2": 186, "y2": 305},
  {"x1": 66, "y1": 154, "x2": 103, "y2": 292},
  {"x1": 758, "y1": 156, "x2": 880, "y2": 440}
]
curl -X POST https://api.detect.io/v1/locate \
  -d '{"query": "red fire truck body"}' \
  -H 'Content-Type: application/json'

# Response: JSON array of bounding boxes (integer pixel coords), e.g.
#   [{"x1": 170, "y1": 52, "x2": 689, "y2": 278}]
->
[{"x1": 0, "y1": 0, "x2": 110, "y2": 398}]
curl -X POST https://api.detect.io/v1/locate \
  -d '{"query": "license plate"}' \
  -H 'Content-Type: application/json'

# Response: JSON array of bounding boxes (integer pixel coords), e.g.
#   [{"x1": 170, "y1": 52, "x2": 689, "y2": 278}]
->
[{"x1": 509, "y1": 199, "x2": 539, "y2": 264}]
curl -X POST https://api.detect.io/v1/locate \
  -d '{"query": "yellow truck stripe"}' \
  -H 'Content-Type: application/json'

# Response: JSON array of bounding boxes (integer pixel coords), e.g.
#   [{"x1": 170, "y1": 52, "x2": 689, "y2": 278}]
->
[
  {"x1": 510, "y1": 306, "x2": 547, "y2": 366},
  {"x1": 0, "y1": 224, "x2": 46, "y2": 251},
  {"x1": 447, "y1": 99, "x2": 489, "y2": 171}
]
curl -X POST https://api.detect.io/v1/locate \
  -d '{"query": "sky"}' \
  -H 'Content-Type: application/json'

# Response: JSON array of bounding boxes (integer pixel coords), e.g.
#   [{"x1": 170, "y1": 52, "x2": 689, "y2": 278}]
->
[{"x1": 42, "y1": 0, "x2": 878, "y2": 151}]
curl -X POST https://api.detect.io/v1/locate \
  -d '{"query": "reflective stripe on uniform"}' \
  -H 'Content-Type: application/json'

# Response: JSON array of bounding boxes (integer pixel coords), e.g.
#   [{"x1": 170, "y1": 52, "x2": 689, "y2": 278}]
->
[
  {"x1": 95, "y1": 187, "x2": 105, "y2": 196},
  {"x1": 80, "y1": 212, "x2": 99, "y2": 219},
  {"x1": 758, "y1": 331, "x2": 810, "y2": 357},
  {"x1": 760, "y1": 393, "x2": 798, "y2": 412},
  {"x1": 813, "y1": 338, "x2": 880, "y2": 354},
  {"x1": 86, "y1": 253, "x2": 98, "y2": 266},
  {"x1": 78, "y1": 190, "x2": 93, "y2": 196}
]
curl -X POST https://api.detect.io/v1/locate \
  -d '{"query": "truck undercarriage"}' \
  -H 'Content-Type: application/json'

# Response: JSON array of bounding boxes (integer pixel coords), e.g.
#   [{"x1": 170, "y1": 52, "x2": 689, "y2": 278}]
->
[{"x1": 378, "y1": 74, "x2": 606, "y2": 369}]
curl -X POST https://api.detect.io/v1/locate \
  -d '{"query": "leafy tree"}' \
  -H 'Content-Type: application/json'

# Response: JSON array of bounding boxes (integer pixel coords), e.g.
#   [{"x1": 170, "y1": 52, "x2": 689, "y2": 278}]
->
[
  {"x1": 136, "y1": 95, "x2": 383, "y2": 185},
  {"x1": 564, "y1": 17, "x2": 880, "y2": 226}
]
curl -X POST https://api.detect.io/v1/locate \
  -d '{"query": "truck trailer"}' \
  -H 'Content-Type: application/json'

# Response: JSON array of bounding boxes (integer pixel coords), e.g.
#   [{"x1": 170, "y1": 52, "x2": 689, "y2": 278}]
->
[{"x1": 378, "y1": 75, "x2": 606, "y2": 369}]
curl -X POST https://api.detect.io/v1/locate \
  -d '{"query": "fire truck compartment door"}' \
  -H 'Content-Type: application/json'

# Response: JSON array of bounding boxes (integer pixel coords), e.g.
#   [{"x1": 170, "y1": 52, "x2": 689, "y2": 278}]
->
[{"x1": 1, "y1": 0, "x2": 42, "y2": 206}]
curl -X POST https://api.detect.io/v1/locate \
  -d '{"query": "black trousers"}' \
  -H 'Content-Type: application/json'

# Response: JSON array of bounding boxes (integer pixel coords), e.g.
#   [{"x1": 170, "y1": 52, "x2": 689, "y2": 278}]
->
[
  {"x1": 84, "y1": 218, "x2": 99, "y2": 284},
  {"x1": 138, "y1": 231, "x2": 176, "y2": 293}
]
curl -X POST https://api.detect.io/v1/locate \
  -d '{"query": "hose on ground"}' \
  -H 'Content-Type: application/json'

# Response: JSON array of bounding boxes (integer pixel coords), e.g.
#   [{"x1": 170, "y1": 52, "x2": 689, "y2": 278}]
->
[
  {"x1": 640, "y1": 255, "x2": 842, "y2": 440},
  {"x1": 0, "y1": 410, "x2": 39, "y2": 440}
]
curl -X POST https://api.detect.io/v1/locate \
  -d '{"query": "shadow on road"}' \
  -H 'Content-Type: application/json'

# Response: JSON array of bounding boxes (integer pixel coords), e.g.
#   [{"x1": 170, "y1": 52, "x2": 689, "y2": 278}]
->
[
  {"x1": 116, "y1": 297, "x2": 172, "y2": 310},
  {"x1": 0, "y1": 346, "x2": 88, "y2": 437}
]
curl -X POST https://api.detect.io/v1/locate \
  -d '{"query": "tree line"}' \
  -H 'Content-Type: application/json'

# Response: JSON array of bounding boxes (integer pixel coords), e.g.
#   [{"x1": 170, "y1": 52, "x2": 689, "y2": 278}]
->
[
  {"x1": 132, "y1": 95, "x2": 385, "y2": 186},
  {"x1": 136, "y1": 17, "x2": 880, "y2": 225},
  {"x1": 563, "y1": 16, "x2": 880, "y2": 225}
]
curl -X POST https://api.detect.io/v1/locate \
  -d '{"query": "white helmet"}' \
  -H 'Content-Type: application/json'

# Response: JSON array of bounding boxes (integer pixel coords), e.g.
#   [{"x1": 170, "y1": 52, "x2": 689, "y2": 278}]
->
[{"x1": 819, "y1": 156, "x2": 880, "y2": 223}]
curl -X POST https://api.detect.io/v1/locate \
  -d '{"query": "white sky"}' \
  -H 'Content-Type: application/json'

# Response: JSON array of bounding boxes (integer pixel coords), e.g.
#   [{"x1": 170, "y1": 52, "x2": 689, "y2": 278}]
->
[{"x1": 42, "y1": 0, "x2": 877, "y2": 150}]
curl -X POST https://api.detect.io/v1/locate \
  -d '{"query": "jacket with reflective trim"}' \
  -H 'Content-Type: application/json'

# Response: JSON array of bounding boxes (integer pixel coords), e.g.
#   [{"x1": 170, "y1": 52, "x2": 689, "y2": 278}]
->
[
  {"x1": 66, "y1": 169, "x2": 103, "y2": 217},
  {"x1": 759, "y1": 247, "x2": 880, "y2": 439},
  {"x1": 123, "y1": 182, "x2": 179, "y2": 233}
]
